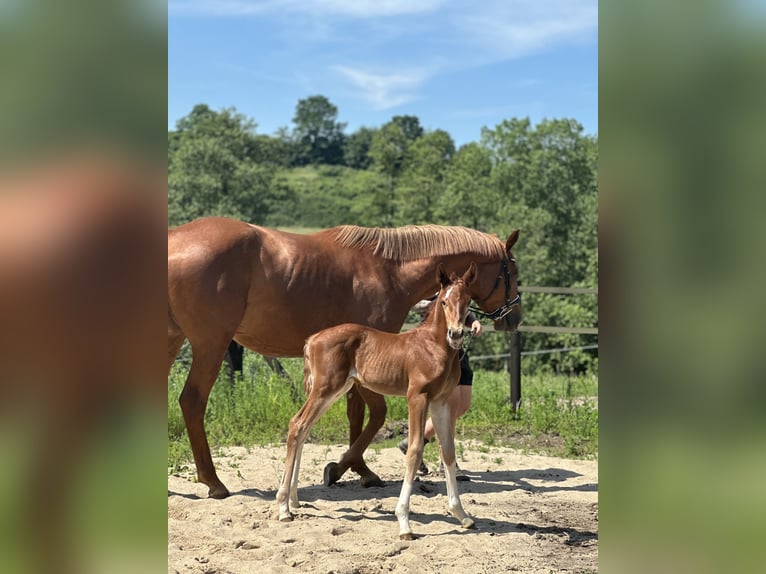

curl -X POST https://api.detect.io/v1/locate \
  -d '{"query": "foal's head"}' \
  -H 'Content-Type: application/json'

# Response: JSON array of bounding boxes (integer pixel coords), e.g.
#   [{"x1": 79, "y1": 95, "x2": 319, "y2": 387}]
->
[{"x1": 435, "y1": 262, "x2": 477, "y2": 350}]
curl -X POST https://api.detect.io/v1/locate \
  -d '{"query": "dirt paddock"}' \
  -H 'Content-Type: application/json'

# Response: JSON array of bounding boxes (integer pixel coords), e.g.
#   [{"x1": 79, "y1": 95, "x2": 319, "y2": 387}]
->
[{"x1": 168, "y1": 443, "x2": 598, "y2": 573}]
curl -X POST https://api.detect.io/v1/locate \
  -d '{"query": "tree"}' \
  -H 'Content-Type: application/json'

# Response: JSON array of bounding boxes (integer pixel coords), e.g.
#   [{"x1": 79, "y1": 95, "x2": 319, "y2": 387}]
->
[
  {"x1": 343, "y1": 126, "x2": 377, "y2": 169},
  {"x1": 291, "y1": 95, "x2": 346, "y2": 165},
  {"x1": 481, "y1": 117, "x2": 598, "y2": 372},
  {"x1": 168, "y1": 105, "x2": 275, "y2": 226},
  {"x1": 481, "y1": 117, "x2": 597, "y2": 287},
  {"x1": 395, "y1": 129, "x2": 455, "y2": 225},
  {"x1": 433, "y1": 142, "x2": 494, "y2": 230},
  {"x1": 251, "y1": 134, "x2": 291, "y2": 167},
  {"x1": 335, "y1": 169, "x2": 389, "y2": 227},
  {"x1": 391, "y1": 115, "x2": 423, "y2": 142}
]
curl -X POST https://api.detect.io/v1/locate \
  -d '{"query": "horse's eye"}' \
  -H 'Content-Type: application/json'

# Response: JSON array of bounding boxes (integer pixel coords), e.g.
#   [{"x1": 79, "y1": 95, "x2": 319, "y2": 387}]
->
[{"x1": 441, "y1": 300, "x2": 446, "y2": 306}]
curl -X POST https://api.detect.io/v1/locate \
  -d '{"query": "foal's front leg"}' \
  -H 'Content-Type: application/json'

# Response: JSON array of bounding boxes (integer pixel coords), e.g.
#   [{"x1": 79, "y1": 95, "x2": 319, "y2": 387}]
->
[
  {"x1": 395, "y1": 393, "x2": 428, "y2": 540},
  {"x1": 430, "y1": 401, "x2": 475, "y2": 529}
]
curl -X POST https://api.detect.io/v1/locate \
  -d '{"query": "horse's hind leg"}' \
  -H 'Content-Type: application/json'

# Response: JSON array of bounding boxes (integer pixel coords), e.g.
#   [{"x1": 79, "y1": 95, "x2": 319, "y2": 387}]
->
[
  {"x1": 324, "y1": 387, "x2": 386, "y2": 487},
  {"x1": 179, "y1": 341, "x2": 231, "y2": 499},
  {"x1": 168, "y1": 317, "x2": 186, "y2": 376}
]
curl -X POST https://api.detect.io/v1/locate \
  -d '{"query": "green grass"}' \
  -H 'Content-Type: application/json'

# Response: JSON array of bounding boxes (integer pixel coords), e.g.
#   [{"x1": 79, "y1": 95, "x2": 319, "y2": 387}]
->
[{"x1": 168, "y1": 353, "x2": 598, "y2": 472}]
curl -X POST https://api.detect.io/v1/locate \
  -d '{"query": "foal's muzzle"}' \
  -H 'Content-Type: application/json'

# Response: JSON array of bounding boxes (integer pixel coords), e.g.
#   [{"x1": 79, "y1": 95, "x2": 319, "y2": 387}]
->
[{"x1": 447, "y1": 327, "x2": 465, "y2": 349}]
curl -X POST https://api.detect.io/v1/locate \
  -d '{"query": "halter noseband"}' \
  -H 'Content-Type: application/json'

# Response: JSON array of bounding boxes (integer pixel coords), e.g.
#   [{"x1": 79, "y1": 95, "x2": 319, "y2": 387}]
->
[{"x1": 469, "y1": 256, "x2": 520, "y2": 321}]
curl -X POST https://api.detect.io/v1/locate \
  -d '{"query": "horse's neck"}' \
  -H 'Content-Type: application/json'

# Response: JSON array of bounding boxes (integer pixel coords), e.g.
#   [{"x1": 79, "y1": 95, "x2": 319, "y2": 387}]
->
[{"x1": 396, "y1": 254, "x2": 479, "y2": 304}]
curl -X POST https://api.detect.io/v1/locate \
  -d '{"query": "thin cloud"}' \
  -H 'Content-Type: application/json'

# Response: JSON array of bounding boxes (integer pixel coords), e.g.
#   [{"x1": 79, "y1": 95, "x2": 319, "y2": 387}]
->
[
  {"x1": 170, "y1": 0, "x2": 596, "y2": 116},
  {"x1": 334, "y1": 66, "x2": 430, "y2": 110},
  {"x1": 169, "y1": 0, "x2": 445, "y2": 18},
  {"x1": 454, "y1": 0, "x2": 597, "y2": 61}
]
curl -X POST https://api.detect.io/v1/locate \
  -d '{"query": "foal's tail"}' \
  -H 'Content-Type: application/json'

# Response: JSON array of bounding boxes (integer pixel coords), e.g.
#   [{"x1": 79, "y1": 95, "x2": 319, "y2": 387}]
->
[{"x1": 302, "y1": 338, "x2": 315, "y2": 395}]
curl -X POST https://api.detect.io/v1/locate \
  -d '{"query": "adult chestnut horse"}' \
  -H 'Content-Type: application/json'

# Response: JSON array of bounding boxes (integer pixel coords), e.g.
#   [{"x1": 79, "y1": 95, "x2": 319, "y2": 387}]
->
[{"x1": 168, "y1": 216, "x2": 520, "y2": 499}]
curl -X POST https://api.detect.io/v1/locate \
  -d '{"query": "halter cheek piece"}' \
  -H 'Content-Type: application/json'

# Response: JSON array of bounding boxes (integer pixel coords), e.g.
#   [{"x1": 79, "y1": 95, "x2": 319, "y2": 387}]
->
[{"x1": 469, "y1": 256, "x2": 520, "y2": 321}]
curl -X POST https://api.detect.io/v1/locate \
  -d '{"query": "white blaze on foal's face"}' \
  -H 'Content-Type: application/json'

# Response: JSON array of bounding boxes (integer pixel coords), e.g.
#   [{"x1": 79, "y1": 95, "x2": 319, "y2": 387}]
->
[{"x1": 442, "y1": 282, "x2": 467, "y2": 349}]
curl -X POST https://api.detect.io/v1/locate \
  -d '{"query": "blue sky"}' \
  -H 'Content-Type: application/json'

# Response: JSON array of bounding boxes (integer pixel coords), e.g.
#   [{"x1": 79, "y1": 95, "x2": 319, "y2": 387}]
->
[{"x1": 169, "y1": 0, "x2": 597, "y2": 146}]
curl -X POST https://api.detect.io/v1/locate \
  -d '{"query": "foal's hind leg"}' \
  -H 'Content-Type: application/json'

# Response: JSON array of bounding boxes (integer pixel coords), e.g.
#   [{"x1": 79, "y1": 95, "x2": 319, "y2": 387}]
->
[
  {"x1": 179, "y1": 341, "x2": 231, "y2": 499},
  {"x1": 325, "y1": 387, "x2": 386, "y2": 487},
  {"x1": 279, "y1": 371, "x2": 353, "y2": 521},
  {"x1": 430, "y1": 401, "x2": 474, "y2": 529}
]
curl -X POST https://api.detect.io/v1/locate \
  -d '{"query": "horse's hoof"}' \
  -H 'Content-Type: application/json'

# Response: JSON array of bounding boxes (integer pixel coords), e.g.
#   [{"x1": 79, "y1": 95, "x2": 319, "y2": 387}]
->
[
  {"x1": 208, "y1": 485, "x2": 230, "y2": 499},
  {"x1": 399, "y1": 532, "x2": 416, "y2": 541},
  {"x1": 323, "y1": 462, "x2": 343, "y2": 487},
  {"x1": 461, "y1": 517, "x2": 476, "y2": 529},
  {"x1": 360, "y1": 474, "x2": 385, "y2": 488},
  {"x1": 279, "y1": 513, "x2": 294, "y2": 523}
]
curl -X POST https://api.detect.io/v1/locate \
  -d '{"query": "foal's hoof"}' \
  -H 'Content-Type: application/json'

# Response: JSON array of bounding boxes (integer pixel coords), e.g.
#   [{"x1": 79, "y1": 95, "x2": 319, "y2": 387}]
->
[
  {"x1": 279, "y1": 513, "x2": 294, "y2": 523},
  {"x1": 360, "y1": 473, "x2": 385, "y2": 488},
  {"x1": 461, "y1": 517, "x2": 476, "y2": 529},
  {"x1": 399, "y1": 532, "x2": 416, "y2": 541},
  {"x1": 323, "y1": 462, "x2": 343, "y2": 487},
  {"x1": 207, "y1": 485, "x2": 230, "y2": 499}
]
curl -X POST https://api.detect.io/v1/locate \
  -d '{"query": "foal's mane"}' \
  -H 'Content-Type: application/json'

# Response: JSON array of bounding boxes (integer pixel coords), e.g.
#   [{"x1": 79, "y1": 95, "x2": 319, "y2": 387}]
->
[{"x1": 332, "y1": 224, "x2": 503, "y2": 261}]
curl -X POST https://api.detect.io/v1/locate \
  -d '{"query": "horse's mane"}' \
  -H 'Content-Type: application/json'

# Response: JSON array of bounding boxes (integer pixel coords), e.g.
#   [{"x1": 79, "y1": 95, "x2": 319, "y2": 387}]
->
[{"x1": 332, "y1": 224, "x2": 503, "y2": 261}]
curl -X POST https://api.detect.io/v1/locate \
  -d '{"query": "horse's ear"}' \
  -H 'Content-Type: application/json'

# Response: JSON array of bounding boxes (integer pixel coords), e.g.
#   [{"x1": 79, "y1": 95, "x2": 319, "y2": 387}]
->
[
  {"x1": 463, "y1": 262, "x2": 478, "y2": 286},
  {"x1": 437, "y1": 263, "x2": 450, "y2": 286},
  {"x1": 505, "y1": 229, "x2": 520, "y2": 252}
]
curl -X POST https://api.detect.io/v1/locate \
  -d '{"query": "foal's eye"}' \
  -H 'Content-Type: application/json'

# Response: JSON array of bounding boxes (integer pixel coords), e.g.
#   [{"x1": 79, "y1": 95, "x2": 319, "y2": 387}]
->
[{"x1": 441, "y1": 300, "x2": 446, "y2": 306}]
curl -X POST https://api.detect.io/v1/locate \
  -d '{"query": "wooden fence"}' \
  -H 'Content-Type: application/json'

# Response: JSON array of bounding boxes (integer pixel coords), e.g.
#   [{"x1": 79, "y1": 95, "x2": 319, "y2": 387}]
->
[
  {"x1": 507, "y1": 285, "x2": 598, "y2": 411},
  {"x1": 471, "y1": 285, "x2": 598, "y2": 412},
  {"x1": 401, "y1": 285, "x2": 598, "y2": 411}
]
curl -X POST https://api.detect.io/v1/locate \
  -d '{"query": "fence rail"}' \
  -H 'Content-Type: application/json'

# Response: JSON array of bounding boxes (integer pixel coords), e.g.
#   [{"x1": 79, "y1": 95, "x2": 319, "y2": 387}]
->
[
  {"x1": 471, "y1": 343, "x2": 599, "y2": 361},
  {"x1": 519, "y1": 286, "x2": 598, "y2": 295},
  {"x1": 518, "y1": 325, "x2": 598, "y2": 335}
]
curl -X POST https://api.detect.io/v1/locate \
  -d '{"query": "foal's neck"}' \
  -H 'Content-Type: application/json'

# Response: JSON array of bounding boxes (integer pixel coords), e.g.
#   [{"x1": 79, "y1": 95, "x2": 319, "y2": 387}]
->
[{"x1": 418, "y1": 294, "x2": 454, "y2": 350}]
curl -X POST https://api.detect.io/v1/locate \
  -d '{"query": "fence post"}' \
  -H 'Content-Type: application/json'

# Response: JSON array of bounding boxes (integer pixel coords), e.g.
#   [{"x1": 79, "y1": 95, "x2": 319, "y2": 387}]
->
[{"x1": 510, "y1": 330, "x2": 522, "y2": 412}]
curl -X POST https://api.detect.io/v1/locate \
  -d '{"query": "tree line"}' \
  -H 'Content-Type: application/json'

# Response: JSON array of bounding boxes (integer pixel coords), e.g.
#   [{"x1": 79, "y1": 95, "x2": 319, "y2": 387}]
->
[{"x1": 168, "y1": 96, "x2": 598, "y2": 373}]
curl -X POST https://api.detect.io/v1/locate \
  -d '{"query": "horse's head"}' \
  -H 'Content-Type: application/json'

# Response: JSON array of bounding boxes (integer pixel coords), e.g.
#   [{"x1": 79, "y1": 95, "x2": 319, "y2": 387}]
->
[
  {"x1": 469, "y1": 229, "x2": 522, "y2": 332},
  {"x1": 436, "y1": 262, "x2": 477, "y2": 350}
]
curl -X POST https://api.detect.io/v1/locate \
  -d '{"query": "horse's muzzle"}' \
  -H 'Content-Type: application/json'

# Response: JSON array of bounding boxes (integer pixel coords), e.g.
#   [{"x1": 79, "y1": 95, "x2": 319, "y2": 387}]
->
[{"x1": 494, "y1": 306, "x2": 522, "y2": 332}]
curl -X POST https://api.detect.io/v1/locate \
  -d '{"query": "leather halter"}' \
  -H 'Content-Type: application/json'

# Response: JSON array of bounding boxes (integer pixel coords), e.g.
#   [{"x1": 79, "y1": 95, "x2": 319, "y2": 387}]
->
[{"x1": 470, "y1": 256, "x2": 520, "y2": 321}]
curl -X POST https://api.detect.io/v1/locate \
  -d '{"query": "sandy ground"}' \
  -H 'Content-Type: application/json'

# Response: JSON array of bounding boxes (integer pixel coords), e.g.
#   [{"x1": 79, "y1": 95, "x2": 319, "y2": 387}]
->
[{"x1": 168, "y1": 443, "x2": 598, "y2": 574}]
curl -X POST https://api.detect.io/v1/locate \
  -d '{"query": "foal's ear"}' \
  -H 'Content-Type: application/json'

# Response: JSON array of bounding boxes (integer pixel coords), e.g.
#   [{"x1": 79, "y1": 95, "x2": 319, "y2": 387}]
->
[
  {"x1": 436, "y1": 263, "x2": 451, "y2": 286},
  {"x1": 463, "y1": 262, "x2": 478, "y2": 286},
  {"x1": 505, "y1": 229, "x2": 520, "y2": 252}
]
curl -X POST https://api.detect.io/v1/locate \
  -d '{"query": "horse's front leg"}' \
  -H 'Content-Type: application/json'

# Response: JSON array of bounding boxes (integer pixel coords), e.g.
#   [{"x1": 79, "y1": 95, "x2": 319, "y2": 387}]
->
[
  {"x1": 395, "y1": 392, "x2": 428, "y2": 540},
  {"x1": 179, "y1": 342, "x2": 231, "y2": 499},
  {"x1": 430, "y1": 400, "x2": 475, "y2": 529},
  {"x1": 325, "y1": 387, "x2": 386, "y2": 487}
]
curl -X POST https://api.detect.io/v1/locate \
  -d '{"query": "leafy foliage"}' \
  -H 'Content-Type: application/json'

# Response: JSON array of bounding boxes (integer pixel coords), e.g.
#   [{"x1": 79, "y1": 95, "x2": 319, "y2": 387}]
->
[
  {"x1": 168, "y1": 99, "x2": 598, "y2": 373},
  {"x1": 290, "y1": 95, "x2": 346, "y2": 166}
]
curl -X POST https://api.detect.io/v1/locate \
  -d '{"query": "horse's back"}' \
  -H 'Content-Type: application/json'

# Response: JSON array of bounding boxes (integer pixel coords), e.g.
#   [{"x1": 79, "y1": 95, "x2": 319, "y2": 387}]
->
[
  {"x1": 168, "y1": 216, "x2": 256, "y2": 255},
  {"x1": 168, "y1": 217, "x2": 262, "y2": 343}
]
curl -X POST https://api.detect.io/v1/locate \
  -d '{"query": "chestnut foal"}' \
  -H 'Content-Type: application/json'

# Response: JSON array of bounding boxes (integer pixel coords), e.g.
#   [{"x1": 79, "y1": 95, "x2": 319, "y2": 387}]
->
[{"x1": 277, "y1": 263, "x2": 478, "y2": 539}]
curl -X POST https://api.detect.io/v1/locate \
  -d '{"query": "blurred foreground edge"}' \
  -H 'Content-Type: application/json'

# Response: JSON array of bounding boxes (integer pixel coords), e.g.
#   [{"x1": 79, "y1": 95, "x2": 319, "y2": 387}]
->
[{"x1": 0, "y1": 150, "x2": 167, "y2": 574}]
